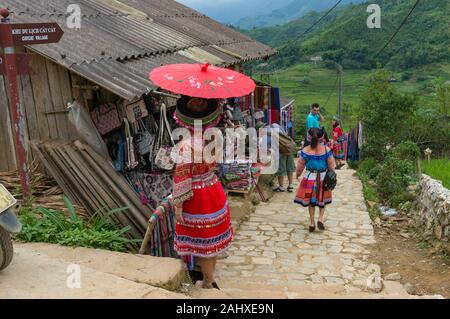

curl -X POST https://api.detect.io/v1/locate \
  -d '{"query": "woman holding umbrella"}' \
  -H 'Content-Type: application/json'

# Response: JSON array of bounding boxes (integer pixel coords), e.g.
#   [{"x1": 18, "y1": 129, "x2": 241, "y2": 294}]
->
[{"x1": 149, "y1": 63, "x2": 256, "y2": 289}]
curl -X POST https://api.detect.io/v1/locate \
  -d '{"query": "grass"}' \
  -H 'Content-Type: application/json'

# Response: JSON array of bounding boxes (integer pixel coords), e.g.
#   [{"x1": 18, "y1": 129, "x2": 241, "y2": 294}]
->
[
  {"x1": 357, "y1": 170, "x2": 381, "y2": 221},
  {"x1": 421, "y1": 158, "x2": 450, "y2": 189},
  {"x1": 15, "y1": 195, "x2": 139, "y2": 252}
]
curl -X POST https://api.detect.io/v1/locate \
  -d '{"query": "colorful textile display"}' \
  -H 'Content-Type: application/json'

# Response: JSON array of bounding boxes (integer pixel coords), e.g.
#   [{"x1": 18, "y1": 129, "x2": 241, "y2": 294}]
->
[
  {"x1": 148, "y1": 198, "x2": 177, "y2": 258},
  {"x1": 254, "y1": 86, "x2": 282, "y2": 125},
  {"x1": 126, "y1": 172, "x2": 173, "y2": 210},
  {"x1": 219, "y1": 161, "x2": 252, "y2": 192},
  {"x1": 280, "y1": 99, "x2": 295, "y2": 139},
  {"x1": 346, "y1": 122, "x2": 363, "y2": 161},
  {"x1": 232, "y1": 95, "x2": 251, "y2": 111}
]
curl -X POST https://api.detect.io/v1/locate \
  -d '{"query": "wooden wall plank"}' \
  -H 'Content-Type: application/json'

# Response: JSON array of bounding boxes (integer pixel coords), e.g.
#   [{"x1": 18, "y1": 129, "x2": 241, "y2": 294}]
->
[
  {"x1": 20, "y1": 75, "x2": 39, "y2": 143},
  {"x1": 29, "y1": 54, "x2": 58, "y2": 141},
  {"x1": 16, "y1": 74, "x2": 32, "y2": 161},
  {"x1": 57, "y1": 67, "x2": 77, "y2": 139},
  {"x1": 0, "y1": 76, "x2": 13, "y2": 171},
  {"x1": 45, "y1": 59, "x2": 70, "y2": 140},
  {"x1": 0, "y1": 75, "x2": 18, "y2": 171}
]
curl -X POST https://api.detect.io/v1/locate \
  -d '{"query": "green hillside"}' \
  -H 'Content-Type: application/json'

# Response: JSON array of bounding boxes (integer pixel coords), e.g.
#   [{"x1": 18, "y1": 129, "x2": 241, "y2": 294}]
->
[
  {"x1": 245, "y1": 0, "x2": 450, "y2": 71},
  {"x1": 265, "y1": 63, "x2": 445, "y2": 135}
]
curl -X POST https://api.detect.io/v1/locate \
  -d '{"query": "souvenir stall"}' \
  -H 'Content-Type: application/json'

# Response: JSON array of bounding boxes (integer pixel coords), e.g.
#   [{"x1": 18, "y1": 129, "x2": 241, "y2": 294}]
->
[
  {"x1": 210, "y1": 83, "x2": 295, "y2": 194},
  {"x1": 223, "y1": 83, "x2": 295, "y2": 138},
  {"x1": 215, "y1": 98, "x2": 268, "y2": 195},
  {"x1": 32, "y1": 62, "x2": 287, "y2": 255},
  {"x1": 83, "y1": 87, "x2": 179, "y2": 212}
]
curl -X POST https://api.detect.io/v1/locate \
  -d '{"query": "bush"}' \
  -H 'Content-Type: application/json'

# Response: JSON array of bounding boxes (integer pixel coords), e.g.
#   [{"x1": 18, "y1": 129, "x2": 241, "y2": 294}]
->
[
  {"x1": 15, "y1": 196, "x2": 138, "y2": 252},
  {"x1": 358, "y1": 157, "x2": 378, "y2": 175},
  {"x1": 389, "y1": 193, "x2": 415, "y2": 208},
  {"x1": 368, "y1": 166, "x2": 381, "y2": 180},
  {"x1": 375, "y1": 157, "x2": 417, "y2": 207},
  {"x1": 405, "y1": 107, "x2": 450, "y2": 155},
  {"x1": 389, "y1": 141, "x2": 421, "y2": 162}
]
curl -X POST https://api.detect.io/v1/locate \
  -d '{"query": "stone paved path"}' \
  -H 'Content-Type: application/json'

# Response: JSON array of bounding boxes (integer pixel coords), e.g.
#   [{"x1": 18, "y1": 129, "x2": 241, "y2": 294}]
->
[{"x1": 216, "y1": 168, "x2": 381, "y2": 297}]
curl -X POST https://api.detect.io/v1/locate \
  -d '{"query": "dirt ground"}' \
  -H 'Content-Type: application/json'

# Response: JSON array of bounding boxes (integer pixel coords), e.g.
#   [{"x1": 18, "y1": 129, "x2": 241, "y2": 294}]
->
[{"x1": 369, "y1": 213, "x2": 450, "y2": 298}]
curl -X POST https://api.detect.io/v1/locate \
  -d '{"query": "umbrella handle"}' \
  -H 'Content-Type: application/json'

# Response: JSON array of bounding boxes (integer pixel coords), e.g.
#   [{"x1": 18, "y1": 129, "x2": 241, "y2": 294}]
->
[{"x1": 201, "y1": 63, "x2": 210, "y2": 72}]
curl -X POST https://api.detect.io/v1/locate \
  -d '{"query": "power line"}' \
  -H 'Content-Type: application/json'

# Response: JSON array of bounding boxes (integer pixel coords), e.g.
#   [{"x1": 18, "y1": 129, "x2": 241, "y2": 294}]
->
[
  {"x1": 375, "y1": 0, "x2": 421, "y2": 57},
  {"x1": 279, "y1": 0, "x2": 344, "y2": 52},
  {"x1": 323, "y1": 75, "x2": 339, "y2": 109}
]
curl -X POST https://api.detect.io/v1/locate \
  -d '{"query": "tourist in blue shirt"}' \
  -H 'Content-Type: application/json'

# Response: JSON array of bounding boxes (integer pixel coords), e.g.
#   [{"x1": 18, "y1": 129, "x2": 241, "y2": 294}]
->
[
  {"x1": 305, "y1": 103, "x2": 325, "y2": 146},
  {"x1": 306, "y1": 103, "x2": 325, "y2": 131}
]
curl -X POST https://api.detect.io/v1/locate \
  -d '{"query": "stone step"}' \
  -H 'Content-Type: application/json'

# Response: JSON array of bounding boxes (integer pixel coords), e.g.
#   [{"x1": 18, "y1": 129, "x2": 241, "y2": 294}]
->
[
  {"x1": 15, "y1": 242, "x2": 186, "y2": 291},
  {"x1": 1, "y1": 244, "x2": 189, "y2": 299}
]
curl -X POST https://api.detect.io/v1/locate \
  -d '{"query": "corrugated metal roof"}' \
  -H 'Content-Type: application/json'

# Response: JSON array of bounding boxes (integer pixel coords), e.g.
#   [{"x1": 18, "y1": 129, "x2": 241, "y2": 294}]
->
[
  {"x1": 1, "y1": 0, "x2": 276, "y2": 100},
  {"x1": 69, "y1": 53, "x2": 196, "y2": 100}
]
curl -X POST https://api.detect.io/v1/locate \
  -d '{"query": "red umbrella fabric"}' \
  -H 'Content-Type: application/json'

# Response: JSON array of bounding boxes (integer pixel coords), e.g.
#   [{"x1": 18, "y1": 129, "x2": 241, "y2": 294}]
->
[{"x1": 149, "y1": 63, "x2": 256, "y2": 99}]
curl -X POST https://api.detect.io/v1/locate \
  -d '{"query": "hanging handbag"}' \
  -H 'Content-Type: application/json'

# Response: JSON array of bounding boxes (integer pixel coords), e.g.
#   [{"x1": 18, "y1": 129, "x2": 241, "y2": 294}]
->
[
  {"x1": 135, "y1": 119, "x2": 155, "y2": 156},
  {"x1": 124, "y1": 118, "x2": 139, "y2": 170},
  {"x1": 90, "y1": 91, "x2": 122, "y2": 135},
  {"x1": 323, "y1": 170, "x2": 337, "y2": 191},
  {"x1": 126, "y1": 99, "x2": 149, "y2": 123},
  {"x1": 114, "y1": 131, "x2": 126, "y2": 172},
  {"x1": 153, "y1": 104, "x2": 175, "y2": 171}
]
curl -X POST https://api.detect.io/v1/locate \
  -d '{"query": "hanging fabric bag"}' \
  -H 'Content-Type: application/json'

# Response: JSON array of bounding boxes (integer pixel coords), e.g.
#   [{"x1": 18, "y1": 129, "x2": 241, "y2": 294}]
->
[
  {"x1": 124, "y1": 118, "x2": 139, "y2": 170},
  {"x1": 136, "y1": 119, "x2": 155, "y2": 156},
  {"x1": 90, "y1": 90, "x2": 122, "y2": 135},
  {"x1": 153, "y1": 104, "x2": 175, "y2": 171},
  {"x1": 126, "y1": 99, "x2": 149, "y2": 123}
]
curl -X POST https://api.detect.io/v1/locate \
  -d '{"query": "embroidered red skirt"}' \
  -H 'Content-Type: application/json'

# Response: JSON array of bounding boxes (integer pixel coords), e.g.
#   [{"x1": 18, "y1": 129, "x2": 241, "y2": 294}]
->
[
  {"x1": 333, "y1": 140, "x2": 344, "y2": 159},
  {"x1": 174, "y1": 179, "x2": 233, "y2": 258},
  {"x1": 294, "y1": 171, "x2": 332, "y2": 208}
]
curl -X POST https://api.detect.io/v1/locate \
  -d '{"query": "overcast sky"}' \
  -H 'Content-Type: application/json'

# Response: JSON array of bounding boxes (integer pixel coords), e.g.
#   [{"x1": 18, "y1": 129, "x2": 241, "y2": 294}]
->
[{"x1": 177, "y1": 0, "x2": 243, "y2": 5}]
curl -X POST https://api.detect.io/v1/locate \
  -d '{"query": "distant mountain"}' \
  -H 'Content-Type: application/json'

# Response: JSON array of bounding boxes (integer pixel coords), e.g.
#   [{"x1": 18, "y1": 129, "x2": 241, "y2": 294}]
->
[
  {"x1": 176, "y1": 0, "x2": 292, "y2": 24},
  {"x1": 236, "y1": 0, "x2": 366, "y2": 29},
  {"x1": 244, "y1": 0, "x2": 450, "y2": 71}
]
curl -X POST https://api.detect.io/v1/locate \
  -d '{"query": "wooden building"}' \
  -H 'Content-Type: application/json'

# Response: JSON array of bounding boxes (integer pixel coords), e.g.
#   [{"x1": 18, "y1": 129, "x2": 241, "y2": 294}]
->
[{"x1": 0, "y1": 0, "x2": 276, "y2": 171}]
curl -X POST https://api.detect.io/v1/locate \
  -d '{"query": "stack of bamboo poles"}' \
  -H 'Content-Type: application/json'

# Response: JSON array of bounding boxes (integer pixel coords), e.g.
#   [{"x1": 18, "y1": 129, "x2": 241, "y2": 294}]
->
[
  {"x1": 0, "y1": 162, "x2": 88, "y2": 218},
  {"x1": 32, "y1": 140, "x2": 151, "y2": 240},
  {"x1": 0, "y1": 161, "x2": 56, "y2": 197}
]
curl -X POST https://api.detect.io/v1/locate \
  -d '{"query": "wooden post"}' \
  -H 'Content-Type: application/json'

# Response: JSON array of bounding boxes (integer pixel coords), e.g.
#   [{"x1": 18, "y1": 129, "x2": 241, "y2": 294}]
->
[{"x1": 0, "y1": 10, "x2": 29, "y2": 198}]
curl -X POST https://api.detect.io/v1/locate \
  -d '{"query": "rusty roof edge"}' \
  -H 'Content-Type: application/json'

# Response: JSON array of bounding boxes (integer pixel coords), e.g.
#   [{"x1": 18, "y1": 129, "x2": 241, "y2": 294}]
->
[{"x1": 71, "y1": 63, "x2": 149, "y2": 100}]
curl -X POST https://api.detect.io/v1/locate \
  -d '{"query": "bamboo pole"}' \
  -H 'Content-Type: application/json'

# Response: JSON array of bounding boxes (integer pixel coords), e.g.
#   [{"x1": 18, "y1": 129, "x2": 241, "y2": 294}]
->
[{"x1": 75, "y1": 145, "x2": 148, "y2": 234}]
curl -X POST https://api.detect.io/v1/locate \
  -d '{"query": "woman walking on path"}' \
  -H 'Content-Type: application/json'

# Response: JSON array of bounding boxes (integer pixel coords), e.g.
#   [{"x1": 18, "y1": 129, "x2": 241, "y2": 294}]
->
[
  {"x1": 331, "y1": 118, "x2": 345, "y2": 169},
  {"x1": 172, "y1": 97, "x2": 233, "y2": 290},
  {"x1": 294, "y1": 128, "x2": 336, "y2": 232}
]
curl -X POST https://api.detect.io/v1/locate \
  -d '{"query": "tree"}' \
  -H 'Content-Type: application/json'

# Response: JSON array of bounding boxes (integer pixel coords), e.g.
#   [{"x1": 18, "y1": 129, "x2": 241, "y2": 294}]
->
[
  {"x1": 434, "y1": 78, "x2": 450, "y2": 117},
  {"x1": 358, "y1": 70, "x2": 416, "y2": 159}
]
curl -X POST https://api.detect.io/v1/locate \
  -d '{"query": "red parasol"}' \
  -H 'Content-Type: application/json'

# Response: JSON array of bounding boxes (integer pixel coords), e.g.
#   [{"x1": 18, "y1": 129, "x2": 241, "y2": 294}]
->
[{"x1": 149, "y1": 63, "x2": 255, "y2": 99}]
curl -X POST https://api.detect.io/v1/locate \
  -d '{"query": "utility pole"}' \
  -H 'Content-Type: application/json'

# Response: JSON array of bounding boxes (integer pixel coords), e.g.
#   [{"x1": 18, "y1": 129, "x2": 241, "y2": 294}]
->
[{"x1": 336, "y1": 63, "x2": 343, "y2": 128}]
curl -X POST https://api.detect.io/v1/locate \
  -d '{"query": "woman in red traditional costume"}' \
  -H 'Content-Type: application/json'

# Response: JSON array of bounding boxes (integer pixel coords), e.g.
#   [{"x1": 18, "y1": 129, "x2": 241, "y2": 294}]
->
[
  {"x1": 172, "y1": 96, "x2": 233, "y2": 290},
  {"x1": 331, "y1": 118, "x2": 345, "y2": 169}
]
